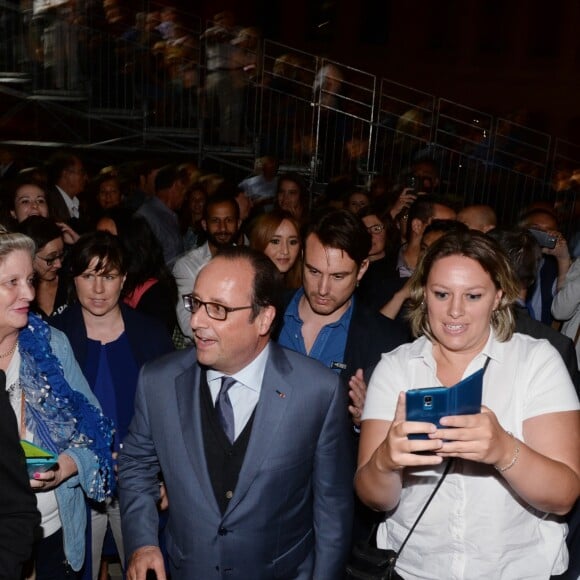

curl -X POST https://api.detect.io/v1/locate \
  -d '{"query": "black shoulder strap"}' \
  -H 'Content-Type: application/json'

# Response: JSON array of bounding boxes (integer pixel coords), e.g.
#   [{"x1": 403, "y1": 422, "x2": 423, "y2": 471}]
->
[
  {"x1": 395, "y1": 457, "x2": 453, "y2": 560},
  {"x1": 395, "y1": 354, "x2": 491, "y2": 560}
]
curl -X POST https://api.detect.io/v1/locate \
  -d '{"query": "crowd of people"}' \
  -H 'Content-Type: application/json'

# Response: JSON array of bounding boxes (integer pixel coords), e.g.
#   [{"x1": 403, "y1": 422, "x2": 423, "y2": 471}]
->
[{"x1": 0, "y1": 145, "x2": 578, "y2": 580}]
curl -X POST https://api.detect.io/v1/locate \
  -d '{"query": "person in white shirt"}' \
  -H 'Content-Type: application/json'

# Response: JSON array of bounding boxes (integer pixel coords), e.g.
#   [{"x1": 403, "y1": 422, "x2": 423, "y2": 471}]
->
[
  {"x1": 173, "y1": 194, "x2": 241, "y2": 340},
  {"x1": 356, "y1": 229, "x2": 580, "y2": 580}
]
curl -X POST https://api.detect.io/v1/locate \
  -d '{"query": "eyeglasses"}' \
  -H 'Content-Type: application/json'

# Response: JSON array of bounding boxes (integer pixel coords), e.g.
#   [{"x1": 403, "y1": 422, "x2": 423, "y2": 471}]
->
[
  {"x1": 182, "y1": 294, "x2": 253, "y2": 321},
  {"x1": 36, "y1": 253, "x2": 65, "y2": 267},
  {"x1": 366, "y1": 224, "x2": 385, "y2": 234}
]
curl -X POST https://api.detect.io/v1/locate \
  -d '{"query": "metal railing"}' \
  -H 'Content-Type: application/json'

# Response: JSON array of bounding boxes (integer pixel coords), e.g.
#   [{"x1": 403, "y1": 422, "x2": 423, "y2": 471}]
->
[{"x1": 1, "y1": 2, "x2": 580, "y2": 227}]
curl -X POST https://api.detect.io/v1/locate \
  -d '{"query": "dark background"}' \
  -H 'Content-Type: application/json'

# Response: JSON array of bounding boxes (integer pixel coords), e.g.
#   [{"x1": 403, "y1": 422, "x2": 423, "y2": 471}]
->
[{"x1": 177, "y1": 0, "x2": 580, "y2": 142}]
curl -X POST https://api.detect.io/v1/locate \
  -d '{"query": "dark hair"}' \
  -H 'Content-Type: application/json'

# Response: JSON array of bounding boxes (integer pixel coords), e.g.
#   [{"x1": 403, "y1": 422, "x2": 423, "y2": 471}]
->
[
  {"x1": 96, "y1": 206, "x2": 133, "y2": 233},
  {"x1": 405, "y1": 195, "x2": 455, "y2": 240},
  {"x1": 17, "y1": 216, "x2": 62, "y2": 251},
  {"x1": 154, "y1": 164, "x2": 181, "y2": 192},
  {"x1": 202, "y1": 192, "x2": 240, "y2": 222},
  {"x1": 179, "y1": 184, "x2": 208, "y2": 235},
  {"x1": 487, "y1": 227, "x2": 542, "y2": 290},
  {"x1": 304, "y1": 209, "x2": 371, "y2": 267},
  {"x1": 408, "y1": 230, "x2": 519, "y2": 341},
  {"x1": 357, "y1": 205, "x2": 401, "y2": 257},
  {"x1": 137, "y1": 158, "x2": 165, "y2": 178},
  {"x1": 275, "y1": 172, "x2": 309, "y2": 216},
  {"x1": 518, "y1": 208, "x2": 559, "y2": 229},
  {"x1": 7, "y1": 176, "x2": 47, "y2": 208},
  {"x1": 45, "y1": 151, "x2": 81, "y2": 185},
  {"x1": 1, "y1": 177, "x2": 48, "y2": 227},
  {"x1": 422, "y1": 218, "x2": 468, "y2": 238},
  {"x1": 118, "y1": 216, "x2": 176, "y2": 299},
  {"x1": 214, "y1": 245, "x2": 284, "y2": 330},
  {"x1": 69, "y1": 231, "x2": 126, "y2": 278}
]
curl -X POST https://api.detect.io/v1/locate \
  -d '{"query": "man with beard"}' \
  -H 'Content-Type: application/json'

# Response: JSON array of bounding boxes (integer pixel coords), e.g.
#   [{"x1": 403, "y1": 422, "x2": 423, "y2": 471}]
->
[{"x1": 173, "y1": 194, "x2": 241, "y2": 341}]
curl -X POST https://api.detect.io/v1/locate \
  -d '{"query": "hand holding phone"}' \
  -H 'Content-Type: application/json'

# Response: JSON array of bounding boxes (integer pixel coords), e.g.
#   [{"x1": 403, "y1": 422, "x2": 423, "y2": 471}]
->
[
  {"x1": 405, "y1": 367, "x2": 485, "y2": 440},
  {"x1": 528, "y1": 228, "x2": 557, "y2": 250},
  {"x1": 20, "y1": 440, "x2": 57, "y2": 478}
]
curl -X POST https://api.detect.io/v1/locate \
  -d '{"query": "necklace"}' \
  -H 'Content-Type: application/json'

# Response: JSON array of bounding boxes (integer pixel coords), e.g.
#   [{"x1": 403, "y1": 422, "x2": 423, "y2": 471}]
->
[{"x1": 0, "y1": 340, "x2": 17, "y2": 359}]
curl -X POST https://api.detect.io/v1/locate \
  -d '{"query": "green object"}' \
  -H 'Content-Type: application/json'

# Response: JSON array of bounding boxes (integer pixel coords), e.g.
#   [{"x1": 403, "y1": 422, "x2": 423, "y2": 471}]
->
[{"x1": 20, "y1": 439, "x2": 57, "y2": 477}]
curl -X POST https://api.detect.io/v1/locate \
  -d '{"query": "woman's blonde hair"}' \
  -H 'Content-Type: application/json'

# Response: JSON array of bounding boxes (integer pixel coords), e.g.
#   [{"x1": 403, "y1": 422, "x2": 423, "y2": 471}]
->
[
  {"x1": 0, "y1": 227, "x2": 35, "y2": 263},
  {"x1": 407, "y1": 230, "x2": 520, "y2": 342}
]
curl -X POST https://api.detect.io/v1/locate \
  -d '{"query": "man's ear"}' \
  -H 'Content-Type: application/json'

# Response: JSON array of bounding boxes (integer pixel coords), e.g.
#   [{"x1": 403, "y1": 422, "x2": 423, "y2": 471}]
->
[
  {"x1": 357, "y1": 258, "x2": 369, "y2": 282},
  {"x1": 257, "y1": 305, "x2": 276, "y2": 336},
  {"x1": 201, "y1": 219, "x2": 208, "y2": 232}
]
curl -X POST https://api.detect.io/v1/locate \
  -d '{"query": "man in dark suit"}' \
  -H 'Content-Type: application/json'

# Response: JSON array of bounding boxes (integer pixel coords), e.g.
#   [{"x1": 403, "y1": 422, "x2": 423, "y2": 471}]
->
[
  {"x1": 45, "y1": 151, "x2": 88, "y2": 231},
  {"x1": 119, "y1": 247, "x2": 353, "y2": 580},
  {"x1": 0, "y1": 371, "x2": 39, "y2": 579}
]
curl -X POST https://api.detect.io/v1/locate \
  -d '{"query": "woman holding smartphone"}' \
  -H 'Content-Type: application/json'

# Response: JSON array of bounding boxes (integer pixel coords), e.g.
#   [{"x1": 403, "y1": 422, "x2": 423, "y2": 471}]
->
[{"x1": 355, "y1": 230, "x2": 580, "y2": 579}]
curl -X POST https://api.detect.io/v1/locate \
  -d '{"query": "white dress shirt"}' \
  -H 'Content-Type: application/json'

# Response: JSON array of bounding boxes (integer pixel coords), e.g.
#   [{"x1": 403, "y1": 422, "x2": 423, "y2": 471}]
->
[
  {"x1": 206, "y1": 343, "x2": 270, "y2": 440},
  {"x1": 363, "y1": 331, "x2": 579, "y2": 580}
]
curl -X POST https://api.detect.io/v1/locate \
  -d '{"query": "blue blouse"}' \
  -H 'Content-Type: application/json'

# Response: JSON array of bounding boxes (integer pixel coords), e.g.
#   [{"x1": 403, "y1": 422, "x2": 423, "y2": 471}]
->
[{"x1": 85, "y1": 332, "x2": 139, "y2": 451}]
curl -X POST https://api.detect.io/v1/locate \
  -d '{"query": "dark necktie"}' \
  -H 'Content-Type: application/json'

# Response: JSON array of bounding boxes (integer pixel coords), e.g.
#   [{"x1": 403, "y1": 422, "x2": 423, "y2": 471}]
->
[{"x1": 215, "y1": 376, "x2": 236, "y2": 443}]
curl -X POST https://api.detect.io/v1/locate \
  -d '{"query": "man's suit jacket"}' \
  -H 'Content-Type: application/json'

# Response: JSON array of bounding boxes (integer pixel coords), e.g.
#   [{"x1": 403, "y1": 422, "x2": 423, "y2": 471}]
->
[
  {"x1": 0, "y1": 376, "x2": 39, "y2": 579},
  {"x1": 46, "y1": 185, "x2": 72, "y2": 223},
  {"x1": 118, "y1": 342, "x2": 354, "y2": 580},
  {"x1": 45, "y1": 185, "x2": 88, "y2": 233}
]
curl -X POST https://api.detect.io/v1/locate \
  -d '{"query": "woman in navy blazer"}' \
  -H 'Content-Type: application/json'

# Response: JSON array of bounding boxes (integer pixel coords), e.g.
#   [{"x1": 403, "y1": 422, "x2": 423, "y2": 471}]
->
[{"x1": 51, "y1": 231, "x2": 173, "y2": 580}]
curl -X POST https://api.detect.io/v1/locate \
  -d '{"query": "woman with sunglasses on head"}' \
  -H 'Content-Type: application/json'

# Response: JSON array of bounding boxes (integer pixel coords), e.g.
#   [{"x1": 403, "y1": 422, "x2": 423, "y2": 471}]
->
[
  {"x1": 17, "y1": 216, "x2": 69, "y2": 319},
  {"x1": 52, "y1": 231, "x2": 174, "y2": 580}
]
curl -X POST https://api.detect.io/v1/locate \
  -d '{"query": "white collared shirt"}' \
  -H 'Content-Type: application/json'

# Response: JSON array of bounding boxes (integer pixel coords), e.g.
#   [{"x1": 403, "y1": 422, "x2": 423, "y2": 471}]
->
[
  {"x1": 56, "y1": 185, "x2": 79, "y2": 218},
  {"x1": 363, "y1": 331, "x2": 579, "y2": 579},
  {"x1": 206, "y1": 343, "x2": 270, "y2": 440}
]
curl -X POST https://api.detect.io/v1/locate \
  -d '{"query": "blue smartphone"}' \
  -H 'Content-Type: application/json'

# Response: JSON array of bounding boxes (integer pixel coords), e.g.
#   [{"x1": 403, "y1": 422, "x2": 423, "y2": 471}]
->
[
  {"x1": 406, "y1": 367, "x2": 484, "y2": 440},
  {"x1": 20, "y1": 440, "x2": 57, "y2": 478}
]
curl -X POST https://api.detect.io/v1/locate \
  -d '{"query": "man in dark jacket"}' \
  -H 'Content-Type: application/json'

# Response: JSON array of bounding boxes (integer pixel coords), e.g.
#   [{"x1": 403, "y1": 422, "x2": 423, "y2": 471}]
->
[
  {"x1": 0, "y1": 371, "x2": 40, "y2": 579},
  {"x1": 277, "y1": 210, "x2": 410, "y2": 541}
]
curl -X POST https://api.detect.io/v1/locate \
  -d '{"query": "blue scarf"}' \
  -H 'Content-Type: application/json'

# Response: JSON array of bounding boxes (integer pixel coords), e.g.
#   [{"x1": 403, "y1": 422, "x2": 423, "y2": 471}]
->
[{"x1": 19, "y1": 313, "x2": 114, "y2": 501}]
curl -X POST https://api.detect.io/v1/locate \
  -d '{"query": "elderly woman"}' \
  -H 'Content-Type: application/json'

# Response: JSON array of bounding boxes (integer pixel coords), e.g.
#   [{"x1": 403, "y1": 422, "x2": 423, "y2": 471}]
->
[
  {"x1": 51, "y1": 231, "x2": 174, "y2": 579},
  {"x1": 0, "y1": 229, "x2": 112, "y2": 578},
  {"x1": 355, "y1": 230, "x2": 580, "y2": 579}
]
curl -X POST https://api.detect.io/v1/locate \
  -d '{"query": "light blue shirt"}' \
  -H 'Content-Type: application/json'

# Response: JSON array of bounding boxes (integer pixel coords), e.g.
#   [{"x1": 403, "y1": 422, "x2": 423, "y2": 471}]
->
[
  {"x1": 206, "y1": 343, "x2": 270, "y2": 440},
  {"x1": 278, "y1": 288, "x2": 353, "y2": 373}
]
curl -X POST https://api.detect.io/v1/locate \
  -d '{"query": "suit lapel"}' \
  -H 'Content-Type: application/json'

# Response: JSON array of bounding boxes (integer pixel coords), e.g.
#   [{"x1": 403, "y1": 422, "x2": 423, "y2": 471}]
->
[
  {"x1": 224, "y1": 344, "x2": 292, "y2": 516},
  {"x1": 175, "y1": 363, "x2": 221, "y2": 515}
]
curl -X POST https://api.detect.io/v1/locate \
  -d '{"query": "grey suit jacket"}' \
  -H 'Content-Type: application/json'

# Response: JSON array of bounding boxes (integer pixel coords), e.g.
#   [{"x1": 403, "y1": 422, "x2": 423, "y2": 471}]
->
[{"x1": 118, "y1": 342, "x2": 354, "y2": 580}]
